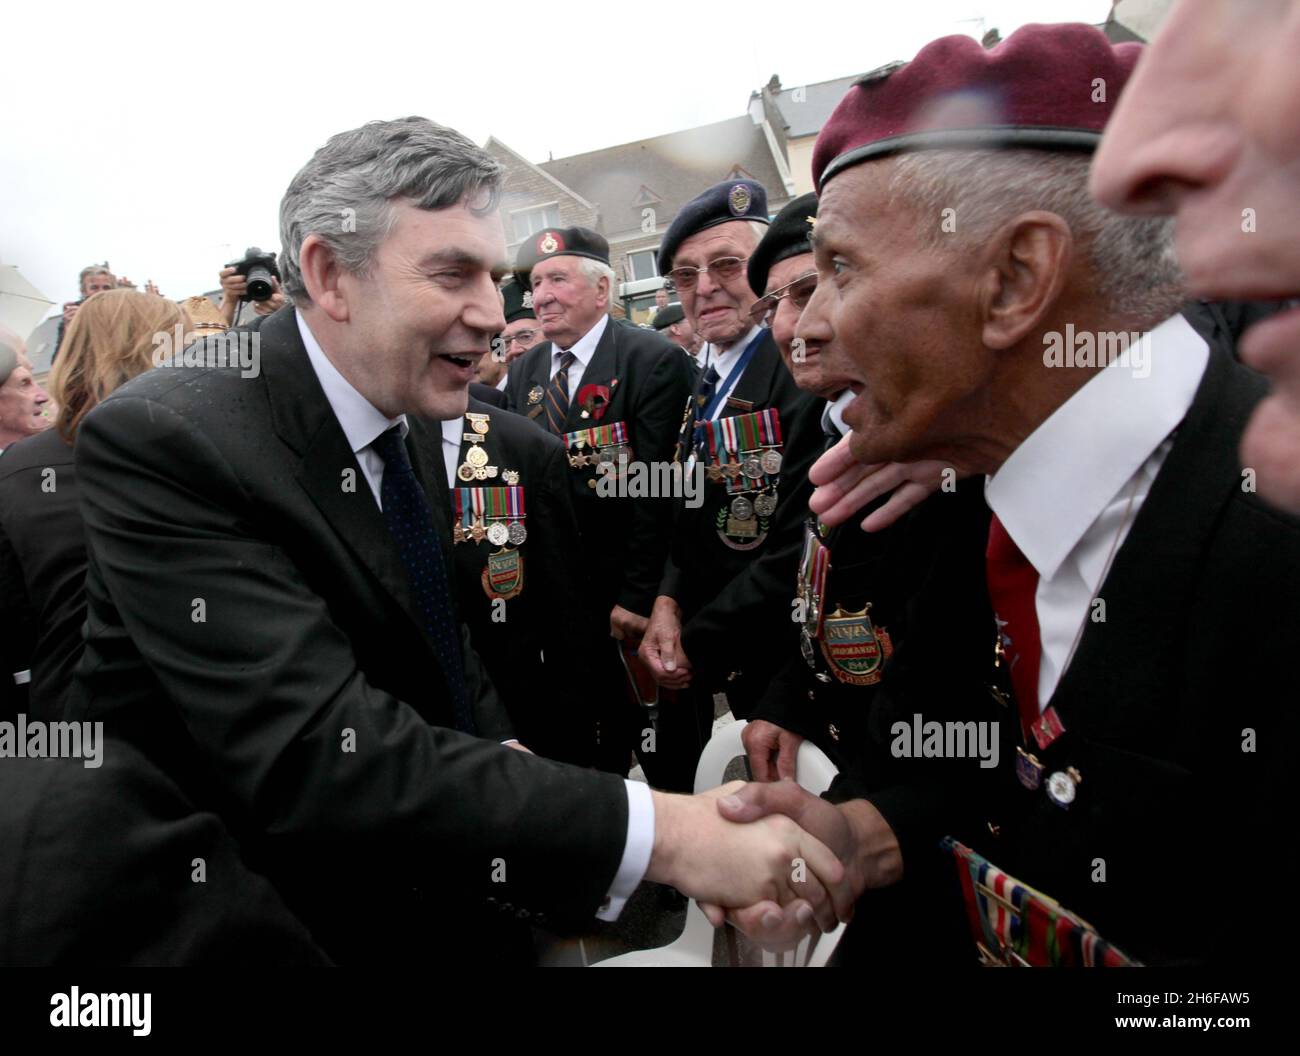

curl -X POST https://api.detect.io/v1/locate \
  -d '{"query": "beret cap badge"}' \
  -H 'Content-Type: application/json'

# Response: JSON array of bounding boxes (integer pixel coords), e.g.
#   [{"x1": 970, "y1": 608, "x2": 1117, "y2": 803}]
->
[
  {"x1": 728, "y1": 183, "x2": 752, "y2": 216},
  {"x1": 538, "y1": 231, "x2": 561, "y2": 255}
]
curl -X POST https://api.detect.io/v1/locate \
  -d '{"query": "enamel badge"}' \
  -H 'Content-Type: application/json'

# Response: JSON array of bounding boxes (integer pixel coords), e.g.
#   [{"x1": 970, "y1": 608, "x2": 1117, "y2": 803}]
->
[
  {"x1": 819, "y1": 603, "x2": 893, "y2": 685},
  {"x1": 482, "y1": 547, "x2": 524, "y2": 600}
]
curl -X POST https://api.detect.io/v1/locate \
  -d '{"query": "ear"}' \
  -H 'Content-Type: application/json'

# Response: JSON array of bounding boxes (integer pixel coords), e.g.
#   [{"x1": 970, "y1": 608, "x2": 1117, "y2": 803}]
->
[
  {"x1": 299, "y1": 235, "x2": 351, "y2": 323},
  {"x1": 978, "y1": 211, "x2": 1073, "y2": 351}
]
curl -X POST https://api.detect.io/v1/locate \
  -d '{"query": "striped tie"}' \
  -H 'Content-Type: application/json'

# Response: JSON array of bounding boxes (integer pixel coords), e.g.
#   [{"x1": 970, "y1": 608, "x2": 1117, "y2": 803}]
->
[{"x1": 545, "y1": 349, "x2": 577, "y2": 435}]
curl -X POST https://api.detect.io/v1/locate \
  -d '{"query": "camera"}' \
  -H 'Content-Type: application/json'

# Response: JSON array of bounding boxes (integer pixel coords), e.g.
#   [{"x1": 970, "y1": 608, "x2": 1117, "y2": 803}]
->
[{"x1": 227, "y1": 247, "x2": 281, "y2": 302}]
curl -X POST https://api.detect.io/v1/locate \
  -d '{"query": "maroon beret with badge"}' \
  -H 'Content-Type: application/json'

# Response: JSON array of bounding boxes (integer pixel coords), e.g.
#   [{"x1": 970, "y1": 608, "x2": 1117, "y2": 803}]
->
[{"x1": 812, "y1": 22, "x2": 1143, "y2": 191}]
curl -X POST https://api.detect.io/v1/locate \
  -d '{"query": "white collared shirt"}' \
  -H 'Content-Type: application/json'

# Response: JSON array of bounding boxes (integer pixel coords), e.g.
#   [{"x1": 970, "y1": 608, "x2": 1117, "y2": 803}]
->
[
  {"x1": 984, "y1": 313, "x2": 1210, "y2": 706},
  {"x1": 298, "y1": 311, "x2": 407, "y2": 508},
  {"x1": 551, "y1": 313, "x2": 609, "y2": 398},
  {"x1": 296, "y1": 310, "x2": 653, "y2": 920},
  {"x1": 439, "y1": 417, "x2": 461, "y2": 489},
  {"x1": 700, "y1": 324, "x2": 763, "y2": 421},
  {"x1": 821, "y1": 389, "x2": 853, "y2": 438}
]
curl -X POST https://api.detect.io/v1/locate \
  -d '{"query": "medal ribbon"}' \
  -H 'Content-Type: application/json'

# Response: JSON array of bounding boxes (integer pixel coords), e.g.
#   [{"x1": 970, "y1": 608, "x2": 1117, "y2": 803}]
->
[{"x1": 562, "y1": 420, "x2": 628, "y2": 451}]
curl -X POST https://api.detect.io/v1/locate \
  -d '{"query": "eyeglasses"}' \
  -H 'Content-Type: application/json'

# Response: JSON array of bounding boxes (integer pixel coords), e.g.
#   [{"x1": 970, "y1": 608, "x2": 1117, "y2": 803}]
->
[
  {"x1": 505, "y1": 329, "x2": 539, "y2": 346},
  {"x1": 747, "y1": 272, "x2": 819, "y2": 327},
  {"x1": 664, "y1": 256, "x2": 748, "y2": 293}
]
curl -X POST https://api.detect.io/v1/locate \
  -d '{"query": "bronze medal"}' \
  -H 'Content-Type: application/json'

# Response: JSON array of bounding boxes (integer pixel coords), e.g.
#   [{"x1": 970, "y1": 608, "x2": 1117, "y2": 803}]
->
[{"x1": 457, "y1": 463, "x2": 476, "y2": 482}]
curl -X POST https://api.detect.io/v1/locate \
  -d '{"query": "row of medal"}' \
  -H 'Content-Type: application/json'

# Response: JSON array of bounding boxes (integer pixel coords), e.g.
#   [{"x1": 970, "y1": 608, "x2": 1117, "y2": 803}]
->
[
  {"x1": 456, "y1": 412, "x2": 520, "y2": 485},
  {"x1": 452, "y1": 485, "x2": 527, "y2": 547},
  {"x1": 564, "y1": 421, "x2": 632, "y2": 475}
]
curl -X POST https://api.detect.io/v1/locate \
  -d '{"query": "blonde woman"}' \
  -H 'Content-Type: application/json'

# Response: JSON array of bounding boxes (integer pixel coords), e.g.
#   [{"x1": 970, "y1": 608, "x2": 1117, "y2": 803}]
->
[{"x1": 0, "y1": 290, "x2": 188, "y2": 719}]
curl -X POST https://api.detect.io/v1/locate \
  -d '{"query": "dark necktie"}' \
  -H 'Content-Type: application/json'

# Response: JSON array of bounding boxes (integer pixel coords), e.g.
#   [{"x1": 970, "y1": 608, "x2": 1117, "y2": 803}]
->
[
  {"x1": 697, "y1": 364, "x2": 721, "y2": 413},
  {"x1": 545, "y1": 350, "x2": 577, "y2": 435},
  {"x1": 985, "y1": 513, "x2": 1041, "y2": 742},
  {"x1": 371, "y1": 427, "x2": 475, "y2": 735}
]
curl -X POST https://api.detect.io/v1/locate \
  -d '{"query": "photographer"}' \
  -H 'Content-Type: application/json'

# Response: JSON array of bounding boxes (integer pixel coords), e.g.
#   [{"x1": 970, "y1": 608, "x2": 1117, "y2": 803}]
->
[{"x1": 218, "y1": 246, "x2": 286, "y2": 325}]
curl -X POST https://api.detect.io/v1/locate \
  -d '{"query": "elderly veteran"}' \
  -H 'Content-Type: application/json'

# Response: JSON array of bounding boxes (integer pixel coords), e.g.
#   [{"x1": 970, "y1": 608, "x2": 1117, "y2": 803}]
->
[
  {"x1": 638, "y1": 179, "x2": 824, "y2": 793},
  {"x1": 503, "y1": 225, "x2": 695, "y2": 776},
  {"x1": 709, "y1": 22, "x2": 1300, "y2": 967}
]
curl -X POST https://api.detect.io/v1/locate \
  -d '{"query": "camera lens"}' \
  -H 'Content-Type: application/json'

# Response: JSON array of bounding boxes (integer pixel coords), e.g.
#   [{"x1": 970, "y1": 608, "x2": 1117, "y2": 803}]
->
[{"x1": 245, "y1": 265, "x2": 274, "y2": 301}]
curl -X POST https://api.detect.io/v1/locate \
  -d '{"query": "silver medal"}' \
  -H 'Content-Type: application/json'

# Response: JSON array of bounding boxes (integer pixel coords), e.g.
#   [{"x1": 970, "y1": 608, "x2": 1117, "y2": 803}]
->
[
  {"x1": 730, "y1": 496, "x2": 754, "y2": 520},
  {"x1": 487, "y1": 522, "x2": 509, "y2": 546},
  {"x1": 760, "y1": 449, "x2": 782, "y2": 475},
  {"x1": 507, "y1": 522, "x2": 527, "y2": 546},
  {"x1": 753, "y1": 492, "x2": 778, "y2": 517}
]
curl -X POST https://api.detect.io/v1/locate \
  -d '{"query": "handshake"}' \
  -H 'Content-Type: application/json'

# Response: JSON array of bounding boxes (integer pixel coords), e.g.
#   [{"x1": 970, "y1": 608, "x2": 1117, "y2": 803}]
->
[{"x1": 645, "y1": 780, "x2": 903, "y2": 950}]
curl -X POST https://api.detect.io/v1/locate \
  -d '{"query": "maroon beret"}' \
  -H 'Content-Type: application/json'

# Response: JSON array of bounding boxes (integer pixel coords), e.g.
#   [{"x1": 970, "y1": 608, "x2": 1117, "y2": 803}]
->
[{"x1": 812, "y1": 23, "x2": 1143, "y2": 190}]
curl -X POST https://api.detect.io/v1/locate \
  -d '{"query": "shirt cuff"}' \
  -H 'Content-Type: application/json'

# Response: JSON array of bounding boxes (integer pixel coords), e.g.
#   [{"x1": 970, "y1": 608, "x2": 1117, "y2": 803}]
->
[{"x1": 596, "y1": 780, "x2": 655, "y2": 921}]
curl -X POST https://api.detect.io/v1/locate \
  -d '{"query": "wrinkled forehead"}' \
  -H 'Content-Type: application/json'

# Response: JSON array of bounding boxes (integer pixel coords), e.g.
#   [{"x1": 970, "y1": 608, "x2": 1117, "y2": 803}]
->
[{"x1": 530, "y1": 254, "x2": 584, "y2": 285}]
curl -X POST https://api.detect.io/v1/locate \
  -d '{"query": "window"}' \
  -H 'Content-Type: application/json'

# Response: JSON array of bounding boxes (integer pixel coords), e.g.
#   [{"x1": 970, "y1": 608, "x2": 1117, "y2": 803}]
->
[
  {"x1": 627, "y1": 249, "x2": 659, "y2": 282},
  {"x1": 512, "y1": 203, "x2": 561, "y2": 243}
]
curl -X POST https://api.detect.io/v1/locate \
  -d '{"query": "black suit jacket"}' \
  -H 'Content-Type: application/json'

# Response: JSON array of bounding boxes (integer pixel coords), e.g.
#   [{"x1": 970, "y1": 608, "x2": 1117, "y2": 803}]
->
[
  {"x1": 430, "y1": 399, "x2": 596, "y2": 764},
  {"x1": 659, "y1": 331, "x2": 824, "y2": 693},
  {"x1": 469, "y1": 381, "x2": 507, "y2": 407},
  {"x1": 0, "y1": 429, "x2": 85, "y2": 721},
  {"x1": 67, "y1": 307, "x2": 629, "y2": 963},
  {"x1": 833, "y1": 347, "x2": 1300, "y2": 966},
  {"x1": 504, "y1": 317, "x2": 694, "y2": 616}
]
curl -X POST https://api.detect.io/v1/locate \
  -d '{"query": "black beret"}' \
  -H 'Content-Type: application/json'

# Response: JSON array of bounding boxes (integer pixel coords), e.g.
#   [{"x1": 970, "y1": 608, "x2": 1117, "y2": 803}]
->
[
  {"x1": 500, "y1": 278, "x2": 536, "y2": 323},
  {"x1": 747, "y1": 192, "x2": 819, "y2": 296},
  {"x1": 657, "y1": 179, "x2": 769, "y2": 276},
  {"x1": 652, "y1": 302, "x2": 685, "y2": 330},
  {"x1": 513, "y1": 226, "x2": 610, "y2": 287}
]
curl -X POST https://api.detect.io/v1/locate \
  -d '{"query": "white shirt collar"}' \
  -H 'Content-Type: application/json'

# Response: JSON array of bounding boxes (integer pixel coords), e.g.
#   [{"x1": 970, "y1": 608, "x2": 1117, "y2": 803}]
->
[
  {"x1": 985, "y1": 313, "x2": 1209, "y2": 581},
  {"x1": 297, "y1": 310, "x2": 407, "y2": 454},
  {"x1": 821, "y1": 389, "x2": 853, "y2": 436},
  {"x1": 439, "y1": 416, "x2": 462, "y2": 447},
  {"x1": 704, "y1": 324, "x2": 763, "y2": 378},
  {"x1": 557, "y1": 313, "x2": 609, "y2": 366}
]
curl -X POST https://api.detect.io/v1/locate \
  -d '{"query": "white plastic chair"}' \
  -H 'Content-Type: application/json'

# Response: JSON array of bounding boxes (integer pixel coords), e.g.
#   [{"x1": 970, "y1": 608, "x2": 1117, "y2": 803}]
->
[{"x1": 592, "y1": 719, "x2": 847, "y2": 967}]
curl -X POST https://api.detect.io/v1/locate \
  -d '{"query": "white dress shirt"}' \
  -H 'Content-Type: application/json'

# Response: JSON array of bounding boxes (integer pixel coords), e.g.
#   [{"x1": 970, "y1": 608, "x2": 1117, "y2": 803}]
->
[
  {"x1": 550, "y1": 313, "x2": 609, "y2": 398},
  {"x1": 700, "y1": 324, "x2": 763, "y2": 421},
  {"x1": 821, "y1": 389, "x2": 853, "y2": 438},
  {"x1": 985, "y1": 313, "x2": 1210, "y2": 706},
  {"x1": 439, "y1": 417, "x2": 462, "y2": 489},
  {"x1": 297, "y1": 311, "x2": 652, "y2": 920},
  {"x1": 298, "y1": 311, "x2": 407, "y2": 508}
]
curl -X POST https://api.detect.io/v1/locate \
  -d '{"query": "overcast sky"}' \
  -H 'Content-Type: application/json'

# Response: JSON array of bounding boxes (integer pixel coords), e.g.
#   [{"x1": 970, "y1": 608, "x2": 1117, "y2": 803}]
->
[{"x1": 0, "y1": 0, "x2": 1109, "y2": 319}]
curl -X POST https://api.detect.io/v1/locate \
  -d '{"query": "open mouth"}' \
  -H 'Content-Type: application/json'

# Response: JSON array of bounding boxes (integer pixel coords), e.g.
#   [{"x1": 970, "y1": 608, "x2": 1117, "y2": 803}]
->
[{"x1": 440, "y1": 353, "x2": 475, "y2": 368}]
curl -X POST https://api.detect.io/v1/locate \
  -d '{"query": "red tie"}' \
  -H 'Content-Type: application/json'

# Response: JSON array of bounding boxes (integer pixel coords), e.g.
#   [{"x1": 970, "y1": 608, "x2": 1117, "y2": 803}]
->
[{"x1": 985, "y1": 514, "x2": 1041, "y2": 741}]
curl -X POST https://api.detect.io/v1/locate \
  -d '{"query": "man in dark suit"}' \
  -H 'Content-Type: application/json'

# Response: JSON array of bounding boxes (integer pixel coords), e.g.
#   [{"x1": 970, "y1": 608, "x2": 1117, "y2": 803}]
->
[
  {"x1": 638, "y1": 180, "x2": 824, "y2": 793},
  {"x1": 429, "y1": 397, "x2": 592, "y2": 764},
  {"x1": 710, "y1": 25, "x2": 1299, "y2": 966},
  {"x1": 50, "y1": 117, "x2": 851, "y2": 965},
  {"x1": 504, "y1": 226, "x2": 695, "y2": 775}
]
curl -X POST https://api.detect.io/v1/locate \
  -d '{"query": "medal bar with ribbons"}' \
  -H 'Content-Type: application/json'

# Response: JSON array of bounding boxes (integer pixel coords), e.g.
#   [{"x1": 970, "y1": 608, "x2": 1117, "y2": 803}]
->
[
  {"x1": 563, "y1": 420, "x2": 630, "y2": 469},
  {"x1": 699, "y1": 408, "x2": 783, "y2": 495},
  {"x1": 452, "y1": 486, "x2": 527, "y2": 546}
]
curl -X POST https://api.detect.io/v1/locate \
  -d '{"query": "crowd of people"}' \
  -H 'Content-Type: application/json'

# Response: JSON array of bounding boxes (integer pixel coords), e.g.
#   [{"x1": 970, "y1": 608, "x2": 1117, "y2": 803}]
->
[{"x1": 1, "y1": 4, "x2": 1297, "y2": 969}]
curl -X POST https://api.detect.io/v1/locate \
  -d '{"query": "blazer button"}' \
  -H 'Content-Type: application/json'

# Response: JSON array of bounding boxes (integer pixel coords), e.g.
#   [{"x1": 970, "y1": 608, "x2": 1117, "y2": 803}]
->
[
  {"x1": 987, "y1": 821, "x2": 1001, "y2": 838},
  {"x1": 807, "y1": 690, "x2": 816, "y2": 700},
  {"x1": 516, "y1": 908, "x2": 531, "y2": 920},
  {"x1": 727, "y1": 671, "x2": 740, "y2": 682},
  {"x1": 828, "y1": 723, "x2": 840, "y2": 742}
]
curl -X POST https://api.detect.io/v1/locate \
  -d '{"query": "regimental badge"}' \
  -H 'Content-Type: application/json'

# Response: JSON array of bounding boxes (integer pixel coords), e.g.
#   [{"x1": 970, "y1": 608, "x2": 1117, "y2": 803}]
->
[
  {"x1": 729, "y1": 183, "x2": 752, "y2": 216},
  {"x1": 527, "y1": 385, "x2": 544, "y2": 405},
  {"x1": 715, "y1": 505, "x2": 768, "y2": 551},
  {"x1": 819, "y1": 603, "x2": 893, "y2": 686},
  {"x1": 1015, "y1": 747, "x2": 1044, "y2": 791},
  {"x1": 502, "y1": 469, "x2": 520, "y2": 485},
  {"x1": 482, "y1": 547, "x2": 524, "y2": 600},
  {"x1": 539, "y1": 231, "x2": 561, "y2": 255}
]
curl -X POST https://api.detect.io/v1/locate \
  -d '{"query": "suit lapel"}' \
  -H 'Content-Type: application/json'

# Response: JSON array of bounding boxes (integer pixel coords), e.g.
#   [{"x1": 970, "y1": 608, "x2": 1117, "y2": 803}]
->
[
  {"x1": 1050, "y1": 348, "x2": 1263, "y2": 735},
  {"x1": 564, "y1": 318, "x2": 622, "y2": 432},
  {"x1": 725, "y1": 331, "x2": 780, "y2": 411},
  {"x1": 260, "y1": 309, "x2": 441, "y2": 648}
]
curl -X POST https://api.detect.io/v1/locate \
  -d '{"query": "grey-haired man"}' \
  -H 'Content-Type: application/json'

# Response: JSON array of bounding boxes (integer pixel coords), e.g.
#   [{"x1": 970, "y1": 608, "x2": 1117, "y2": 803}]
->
[{"x1": 48, "y1": 117, "x2": 849, "y2": 964}]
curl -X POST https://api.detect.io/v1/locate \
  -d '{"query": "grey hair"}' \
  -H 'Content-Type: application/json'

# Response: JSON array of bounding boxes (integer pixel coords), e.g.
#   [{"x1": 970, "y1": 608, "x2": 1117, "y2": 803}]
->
[
  {"x1": 279, "y1": 116, "x2": 504, "y2": 303},
  {"x1": 886, "y1": 150, "x2": 1185, "y2": 321},
  {"x1": 577, "y1": 257, "x2": 617, "y2": 310}
]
